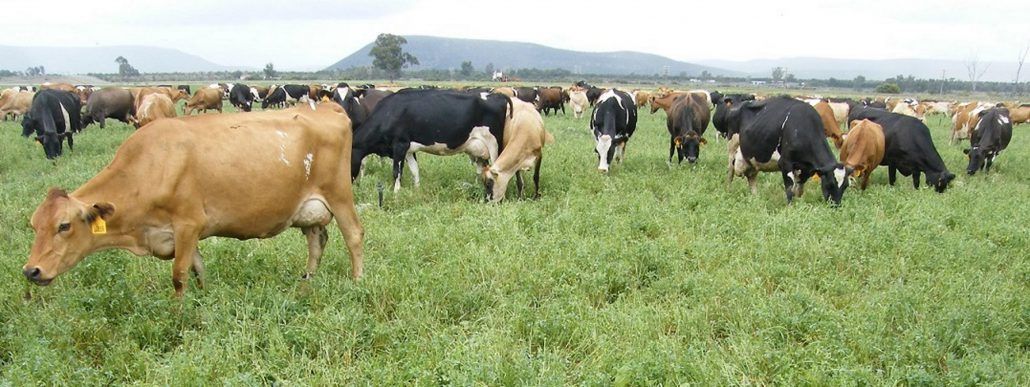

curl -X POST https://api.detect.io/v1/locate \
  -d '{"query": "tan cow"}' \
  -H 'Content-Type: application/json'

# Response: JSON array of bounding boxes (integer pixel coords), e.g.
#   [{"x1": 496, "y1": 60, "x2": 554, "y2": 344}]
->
[
  {"x1": 22, "y1": 103, "x2": 365, "y2": 297},
  {"x1": 633, "y1": 90, "x2": 651, "y2": 109},
  {"x1": 1007, "y1": 105, "x2": 1029, "y2": 125},
  {"x1": 839, "y1": 119, "x2": 885, "y2": 190},
  {"x1": 0, "y1": 90, "x2": 34, "y2": 121},
  {"x1": 813, "y1": 101, "x2": 844, "y2": 149},
  {"x1": 133, "y1": 93, "x2": 176, "y2": 128},
  {"x1": 40, "y1": 82, "x2": 76, "y2": 92},
  {"x1": 951, "y1": 102, "x2": 991, "y2": 144},
  {"x1": 184, "y1": 88, "x2": 224, "y2": 115},
  {"x1": 568, "y1": 89, "x2": 588, "y2": 119},
  {"x1": 483, "y1": 99, "x2": 554, "y2": 202},
  {"x1": 493, "y1": 87, "x2": 517, "y2": 98},
  {"x1": 134, "y1": 87, "x2": 189, "y2": 113},
  {"x1": 892, "y1": 101, "x2": 925, "y2": 122},
  {"x1": 649, "y1": 92, "x2": 685, "y2": 114}
]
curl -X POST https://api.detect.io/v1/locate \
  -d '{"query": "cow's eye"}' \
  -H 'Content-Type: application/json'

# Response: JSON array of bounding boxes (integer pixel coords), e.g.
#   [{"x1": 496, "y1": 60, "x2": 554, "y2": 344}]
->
[{"x1": 57, "y1": 223, "x2": 71, "y2": 233}]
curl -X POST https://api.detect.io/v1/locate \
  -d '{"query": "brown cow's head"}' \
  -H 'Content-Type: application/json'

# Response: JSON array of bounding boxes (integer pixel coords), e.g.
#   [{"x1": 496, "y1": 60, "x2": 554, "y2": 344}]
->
[{"x1": 23, "y1": 188, "x2": 115, "y2": 286}]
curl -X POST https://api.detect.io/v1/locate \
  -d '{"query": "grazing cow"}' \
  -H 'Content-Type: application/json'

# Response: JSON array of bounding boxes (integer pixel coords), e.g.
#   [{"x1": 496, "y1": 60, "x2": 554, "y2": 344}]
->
[
  {"x1": 812, "y1": 100, "x2": 845, "y2": 149},
  {"x1": 308, "y1": 84, "x2": 324, "y2": 100},
  {"x1": 40, "y1": 82, "x2": 76, "y2": 92},
  {"x1": 262, "y1": 84, "x2": 310, "y2": 109},
  {"x1": 1006, "y1": 105, "x2": 1029, "y2": 125},
  {"x1": 133, "y1": 93, "x2": 176, "y2": 128},
  {"x1": 483, "y1": 99, "x2": 555, "y2": 202},
  {"x1": 712, "y1": 93, "x2": 756, "y2": 139},
  {"x1": 649, "y1": 91, "x2": 684, "y2": 114},
  {"x1": 591, "y1": 89, "x2": 638, "y2": 172},
  {"x1": 251, "y1": 85, "x2": 270, "y2": 100},
  {"x1": 82, "y1": 87, "x2": 135, "y2": 129},
  {"x1": 493, "y1": 87, "x2": 517, "y2": 98},
  {"x1": 964, "y1": 107, "x2": 1013, "y2": 175},
  {"x1": 21, "y1": 89, "x2": 81, "y2": 159},
  {"x1": 74, "y1": 85, "x2": 94, "y2": 104},
  {"x1": 350, "y1": 89, "x2": 512, "y2": 192},
  {"x1": 634, "y1": 90, "x2": 652, "y2": 109},
  {"x1": 22, "y1": 103, "x2": 365, "y2": 296},
  {"x1": 950, "y1": 102, "x2": 991, "y2": 144},
  {"x1": 0, "y1": 90, "x2": 33, "y2": 121},
  {"x1": 514, "y1": 87, "x2": 538, "y2": 103},
  {"x1": 849, "y1": 107, "x2": 956, "y2": 192},
  {"x1": 726, "y1": 133, "x2": 779, "y2": 193},
  {"x1": 359, "y1": 89, "x2": 392, "y2": 113},
  {"x1": 839, "y1": 119, "x2": 885, "y2": 190},
  {"x1": 536, "y1": 87, "x2": 565, "y2": 116},
  {"x1": 892, "y1": 101, "x2": 925, "y2": 122},
  {"x1": 134, "y1": 87, "x2": 188, "y2": 113},
  {"x1": 229, "y1": 83, "x2": 255, "y2": 112},
  {"x1": 331, "y1": 86, "x2": 369, "y2": 130},
  {"x1": 586, "y1": 87, "x2": 605, "y2": 106},
  {"x1": 736, "y1": 97, "x2": 851, "y2": 205},
  {"x1": 184, "y1": 88, "x2": 224, "y2": 115},
  {"x1": 667, "y1": 93, "x2": 712, "y2": 164},
  {"x1": 568, "y1": 89, "x2": 588, "y2": 119}
]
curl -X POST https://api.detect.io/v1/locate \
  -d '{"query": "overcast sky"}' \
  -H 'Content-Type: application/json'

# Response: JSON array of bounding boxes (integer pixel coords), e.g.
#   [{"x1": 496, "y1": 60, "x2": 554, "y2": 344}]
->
[{"x1": 4, "y1": 0, "x2": 1028, "y2": 70}]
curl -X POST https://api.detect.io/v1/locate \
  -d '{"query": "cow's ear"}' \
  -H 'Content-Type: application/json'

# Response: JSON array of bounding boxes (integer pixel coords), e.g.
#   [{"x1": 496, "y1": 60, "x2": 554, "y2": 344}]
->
[{"x1": 87, "y1": 202, "x2": 115, "y2": 221}]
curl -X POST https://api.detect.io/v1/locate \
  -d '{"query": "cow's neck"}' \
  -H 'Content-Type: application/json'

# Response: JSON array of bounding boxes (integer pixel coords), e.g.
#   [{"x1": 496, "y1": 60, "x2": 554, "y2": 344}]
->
[{"x1": 71, "y1": 169, "x2": 150, "y2": 256}]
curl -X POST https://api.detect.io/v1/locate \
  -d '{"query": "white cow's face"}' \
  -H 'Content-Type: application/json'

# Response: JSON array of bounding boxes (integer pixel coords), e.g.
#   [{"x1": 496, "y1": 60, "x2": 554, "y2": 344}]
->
[{"x1": 595, "y1": 134, "x2": 613, "y2": 172}]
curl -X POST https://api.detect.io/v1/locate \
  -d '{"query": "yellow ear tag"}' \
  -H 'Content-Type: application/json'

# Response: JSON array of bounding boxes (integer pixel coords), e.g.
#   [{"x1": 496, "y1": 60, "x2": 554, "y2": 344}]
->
[
  {"x1": 812, "y1": 174, "x2": 821, "y2": 182},
  {"x1": 90, "y1": 218, "x2": 107, "y2": 235},
  {"x1": 854, "y1": 170, "x2": 863, "y2": 177}
]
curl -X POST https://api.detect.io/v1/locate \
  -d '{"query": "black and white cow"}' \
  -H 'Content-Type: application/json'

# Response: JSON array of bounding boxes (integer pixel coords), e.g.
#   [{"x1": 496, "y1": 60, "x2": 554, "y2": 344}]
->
[
  {"x1": 514, "y1": 87, "x2": 538, "y2": 103},
  {"x1": 351, "y1": 89, "x2": 512, "y2": 192},
  {"x1": 590, "y1": 89, "x2": 638, "y2": 172},
  {"x1": 177, "y1": 85, "x2": 191, "y2": 96},
  {"x1": 712, "y1": 93, "x2": 756, "y2": 139},
  {"x1": 331, "y1": 86, "x2": 369, "y2": 130},
  {"x1": 261, "y1": 84, "x2": 309, "y2": 109},
  {"x1": 228, "y1": 83, "x2": 255, "y2": 112},
  {"x1": 848, "y1": 106, "x2": 955, "y2": 192},
  {"x1": 21, "y1": 89, "x2": 81, "y2": 160},
  {"x1": 736, "y1": 96, "x2": 850, "y2": 205},
  {"x1": 964, "y1": 107, "x2": 1013, "y2": 175}
]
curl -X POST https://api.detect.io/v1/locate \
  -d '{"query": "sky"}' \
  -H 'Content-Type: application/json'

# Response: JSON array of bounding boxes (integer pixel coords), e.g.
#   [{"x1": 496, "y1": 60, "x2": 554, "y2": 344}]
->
[{"x1": 3, "y1": 0, "x2": 1028, "y2": 71}]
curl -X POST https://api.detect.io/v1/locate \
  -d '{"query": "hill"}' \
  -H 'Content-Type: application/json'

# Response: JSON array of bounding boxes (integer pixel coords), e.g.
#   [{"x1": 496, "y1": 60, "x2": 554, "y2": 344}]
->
[
  {"x1": 697, "y1": 57, "x2": 1021, "y2": 82},
  {"x1": 324, "y1": 35, "x2": 738, "y2": 77},
  {"x1": 0, "y1": 45, "x2": 243, "y2": 74}
]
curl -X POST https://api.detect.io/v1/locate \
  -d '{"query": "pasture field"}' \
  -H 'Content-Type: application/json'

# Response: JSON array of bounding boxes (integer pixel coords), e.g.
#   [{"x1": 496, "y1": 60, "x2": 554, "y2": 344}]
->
[{"x1": 0, "y1": 91, "x2": 1027, "y2": 385}]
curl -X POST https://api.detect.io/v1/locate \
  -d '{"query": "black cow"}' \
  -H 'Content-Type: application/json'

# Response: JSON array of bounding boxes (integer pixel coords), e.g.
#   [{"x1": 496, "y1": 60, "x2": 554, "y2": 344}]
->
[
  {"x1": 590, "y1": 89, "x2": 638, "y2": 172},
  {"x1": 229, "y1": 83, "x2": 255, "y2": 112},
  {"x1": 713, "y1": 93, "x2": 756, "y2": 139},
  {"x1": 964, "y1": 107, "x2": 1013, "y2": 175},
  {"x1": 331, "y1": 86, "x2": 369, "y2": 130},
  {"x1": 177, "y1": 85, "x2": 191, "y2": 95},
  {"x1": 82, "y1": 87, "x2": 135, "y2": 129},
  {"x1": 261, "y1": 84, "x2": 309, "y2": 109},
  {"x1": 21, "y1": 90, "x2": 81, "y2": 159},
  {"x1": 849, "y1": 106, "x2": 955, "y2": 192},
  {"x1": 737, "y1": 97, "x2": 850, "y2": 205},
  {"x1": 586, "y1": 87, "x2": 605, "y2": 106},
  {"x1": 667, "y1": 93, "x2": 711, "y2": 164},
  {"x1": 514, "y1": 87, "x2": 538, "y2": 103},
  {"x1": 351, "y1": 89, "x2": 513, "y2": 192},
  {"x1": 17, "y1": 86, "x2": 37, "y2": 92}
]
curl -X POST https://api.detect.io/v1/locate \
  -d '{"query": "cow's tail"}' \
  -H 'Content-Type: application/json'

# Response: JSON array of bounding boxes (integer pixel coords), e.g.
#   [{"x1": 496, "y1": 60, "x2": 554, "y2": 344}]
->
[{"x1": 505, "y1": 95, "x2": 513, "y2": 118}]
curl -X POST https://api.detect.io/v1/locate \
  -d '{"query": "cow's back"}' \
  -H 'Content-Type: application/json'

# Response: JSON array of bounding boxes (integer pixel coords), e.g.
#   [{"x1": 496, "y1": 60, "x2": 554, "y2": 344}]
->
[{"x1": 98, "y1": 104, "x2": 352, "y2": 238}]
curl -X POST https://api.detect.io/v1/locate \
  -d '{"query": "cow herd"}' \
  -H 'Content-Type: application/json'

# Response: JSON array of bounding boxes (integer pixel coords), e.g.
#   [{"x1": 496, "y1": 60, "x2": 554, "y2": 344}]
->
[{"x1": 7, "y1": 79, "x2": 1024, "y2": 295}]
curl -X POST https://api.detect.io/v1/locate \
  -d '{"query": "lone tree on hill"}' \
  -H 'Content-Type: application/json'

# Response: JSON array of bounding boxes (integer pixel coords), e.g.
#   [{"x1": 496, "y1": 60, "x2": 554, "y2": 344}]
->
[
  {"x1": 369, "y1": 33, "x2": 419, "y2": 82},
  {"x1": 460, "y1": 61, "x2": 474, "y2": 77},
  {"x1": 115, "y1": 56, "x2": 140, "y2": 79},
  {"x1": 264, "y1": 63, "x2": 277, "y2": 80}
]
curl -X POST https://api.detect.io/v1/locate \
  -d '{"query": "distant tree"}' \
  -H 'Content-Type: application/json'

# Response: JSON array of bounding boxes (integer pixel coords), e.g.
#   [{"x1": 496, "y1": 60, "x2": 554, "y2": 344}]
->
[
  {"x1": 771, "y1": 66, "x2": 785, "y2": 81},
  {"x1": 231, "y1": 70, "x2": 243, "y2": 80},
  {"x1": 875, "y1": 83, "x2": 901, "y2": 94},
  {"x1": 700, "y1": 70, "x2": 712, "y2": 79},
  {"x1": 784, "y1": 73, "x2": 796, "y2": 83},
  {"x1": 853, "y1": 75, "x2": 866, "y2": 90},
  {"x1": 115, "y1": 56, "x2": 140, "y2": 78},
  {"x1": 263, "y1": 63, "x2": 277, "y2": 80},
  {"x1": 965, "y1": 56, "x2": 991, "y2": 92},
  {"x1": 484, "y1": 63, "x2": 495, "y2": 76},
  {"x1": 1014, "y1": 43, "x2": 1029, "y2": 94},
  {"x1": 460, "y1": 61, "x2": 474, "y2": 77},
  {"x1": 368, "y1": 33, "x2": 419, "y2": 81}
]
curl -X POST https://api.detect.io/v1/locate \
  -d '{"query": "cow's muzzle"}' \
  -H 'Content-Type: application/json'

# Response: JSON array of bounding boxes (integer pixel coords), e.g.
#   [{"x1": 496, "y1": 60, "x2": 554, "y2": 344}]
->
[{"x1": 23, "y1": 266, "x2": 52, "y2": 286}]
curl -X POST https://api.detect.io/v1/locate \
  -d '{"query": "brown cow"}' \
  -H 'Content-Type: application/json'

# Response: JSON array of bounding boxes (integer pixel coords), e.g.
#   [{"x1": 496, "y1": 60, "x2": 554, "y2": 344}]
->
[
  {"x1": 483, "y1": 99, "x2": 554, "y2": 202},
  {"x1": 535, "y1": 87, "x2": 565, "y2": 116},
  {"x1": 634, "y1": 90, "x2": 651, "y2": 109},
  {"x1": 134, "y1": 87, "x2": 188, "y2": 113},
  {"x1": 22, "y1": 102, "x2": 365, "y2": 297},
  {"x1": 649, "y1": 92, "x2": 685, "y2": 114},
  {"x1": 950, "y1": 102, "x2": 990, "y2": 144},
  {"x1": 667, "y1": 93, "x2": 711, "y2": 164},
  {"x1": 133, "y1": 93, "x2": 176, "y2": 128},
  {"x1": 839, "y1": 119, "x2": 885, "y2": 190},
  {"x1": 0, "y1": 90, "x2": 34, "y2": 121},
  {"x1": 1007, "y1": 105, "x2": 1029, "y2": 125},
  {"x1": 40, "y1": 82, "x2": 76, "y2": 92},
  {"x1": 184, "y1": 88, "x2": 224, "y2": 115},
  {"x1": 813, "y1": 100, "x2": 845, "y2": 149}
]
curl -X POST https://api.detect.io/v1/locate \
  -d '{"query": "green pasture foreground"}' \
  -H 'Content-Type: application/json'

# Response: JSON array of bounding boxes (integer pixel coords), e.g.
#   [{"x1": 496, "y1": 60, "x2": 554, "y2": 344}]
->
[{"x1": 0, "y1": 100, "x2": 1027, "y2": 385}]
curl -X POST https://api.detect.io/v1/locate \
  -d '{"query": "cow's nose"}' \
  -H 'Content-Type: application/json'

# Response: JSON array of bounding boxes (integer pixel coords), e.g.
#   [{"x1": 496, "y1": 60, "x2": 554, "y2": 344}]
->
[
  {"x1": 687, "y1": 157, "x2": 697, "y2": 163},
  {"x1": 23, "y1": 266, "x2": 41, "y2": 280},
  {"x1": 598, "y1": 167, "x2": 609, "y2": 173}
]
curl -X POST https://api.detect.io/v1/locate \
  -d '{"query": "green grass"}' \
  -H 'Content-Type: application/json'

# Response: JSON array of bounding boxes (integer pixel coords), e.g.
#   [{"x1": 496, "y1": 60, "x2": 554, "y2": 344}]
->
[{"x1": 0, "y1": 93, "x2": 1027, "y2": 385}]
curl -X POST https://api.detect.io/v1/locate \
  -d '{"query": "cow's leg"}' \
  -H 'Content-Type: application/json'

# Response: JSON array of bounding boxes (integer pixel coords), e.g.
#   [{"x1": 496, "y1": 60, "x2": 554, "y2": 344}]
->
[
  {"x1": 747, "y1": 171, "x2": 759, "y2": 195},
  {"x1": 171, "y1": 225, "x2": 201, "y2": 297},
  {"x1": 98, "y1": 114, "x2": 107, "y2": 129},
  {"x1": 190, "y1": 248, "x2": 206, "y2": 289},
  {"x1": 66, "y1": 133, "x2": 74, "y2": 152},
  {"x1": 780, "y1": 170, "x2": 796, "y2": 204},
  {"x1": 985, "y1": 157, "x2": 994, "y2": 173},
  {"x1": 405, "y1": 152, "x2": 421, "y2": 187},
  {"x1": 325, "y1": 197, "x2": 365, "y2": 280},
  {"x1": 392, "y1": 143, "x2": 409, "y2": 192},
  {"x1": 912, "y1": 171, "x2": 921, "y2": 189},
  {"x1": 888, "y1": 165, "x2": 897, "y2": 186},
  {"x1": 515, "y1": 171, "x2": 524, "y2": 199},
  {"x1": 532, "y1": 156, "x2": 542, "y2": 199},
  {"x1": 668, "y1": 137, "x2": 675, "y2": 163},
  {"x1": 861, "y1": 173, "x2": 871, "y2": 190},
  {"x1": 301, "y1": 226, "x2": 328, "y2": 279}
]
